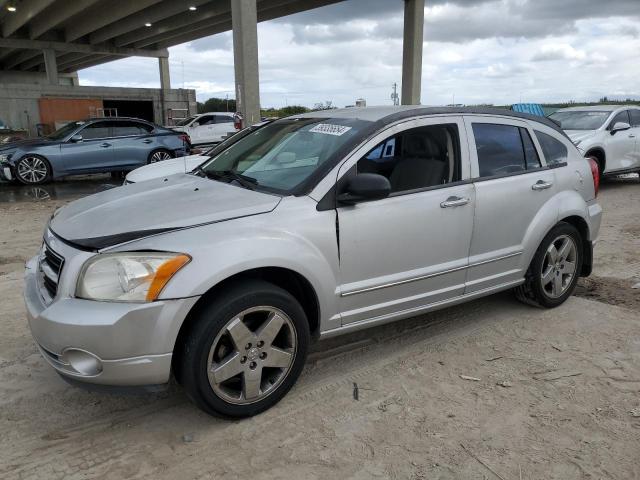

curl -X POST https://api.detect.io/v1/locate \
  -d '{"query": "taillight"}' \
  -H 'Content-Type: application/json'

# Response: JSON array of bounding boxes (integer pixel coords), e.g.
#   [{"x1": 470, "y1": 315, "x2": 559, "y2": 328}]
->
[{"x1": 587, "y1": 157, "x2": 599, "y2": 197}]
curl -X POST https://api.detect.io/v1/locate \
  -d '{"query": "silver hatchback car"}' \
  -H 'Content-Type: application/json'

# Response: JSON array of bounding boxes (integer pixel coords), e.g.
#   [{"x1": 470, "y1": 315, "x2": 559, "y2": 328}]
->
[{"x1": 25, "y1": 107, "x2": 602, "y2": 417}]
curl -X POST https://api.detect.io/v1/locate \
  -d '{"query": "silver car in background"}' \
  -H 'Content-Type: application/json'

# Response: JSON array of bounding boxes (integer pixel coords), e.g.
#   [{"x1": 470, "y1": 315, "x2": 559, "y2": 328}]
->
[{"x1": 24, "y1": 106, "x2": 601, "y2": 417}]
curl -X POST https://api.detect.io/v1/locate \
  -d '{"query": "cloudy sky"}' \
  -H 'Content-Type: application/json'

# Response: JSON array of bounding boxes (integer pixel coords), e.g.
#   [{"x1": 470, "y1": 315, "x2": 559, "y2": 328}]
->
[{"x1": 79, "y1": 0, "x2": 640, "y2": 108}]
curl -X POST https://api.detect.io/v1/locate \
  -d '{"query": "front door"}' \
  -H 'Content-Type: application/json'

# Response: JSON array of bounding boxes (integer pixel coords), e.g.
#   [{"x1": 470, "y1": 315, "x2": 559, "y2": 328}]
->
[
  {"x1": 60, "y1": 121, "x2": 113, "y2": 173},
  {"x1": 605, "y1": 110, "x2": 636, "y2": 172},
  {"x1": 464, "y1": 117, "x2": 557, "y2": 293},
  {"x1": 337, "y1": 117, "x2": 475, "y2": 325}
]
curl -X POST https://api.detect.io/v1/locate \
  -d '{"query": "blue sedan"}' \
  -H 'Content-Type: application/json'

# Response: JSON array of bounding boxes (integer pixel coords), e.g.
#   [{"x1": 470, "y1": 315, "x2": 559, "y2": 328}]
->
[{"x1": 0, "y1": 117, "x2": 190, "y2": 185}]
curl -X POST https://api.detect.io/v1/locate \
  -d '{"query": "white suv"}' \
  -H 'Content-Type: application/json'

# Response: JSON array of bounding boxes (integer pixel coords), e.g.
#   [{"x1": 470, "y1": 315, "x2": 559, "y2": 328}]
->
[
  {"x1": 170, "y1": 112, "x2": 235, "y2": 145},
  {"x1": 549, "y1": 105, "x2": 640, "y2": 179}
]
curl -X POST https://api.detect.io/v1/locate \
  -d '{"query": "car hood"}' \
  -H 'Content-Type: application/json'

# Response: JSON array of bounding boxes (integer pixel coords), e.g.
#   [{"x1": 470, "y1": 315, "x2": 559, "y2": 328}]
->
[
  {"x1": 0, "y1": 137, "x2": 54, "y2": 152},
  {"x1": 126, "y1": 154, "x2": 208, "y2": 183},
  {"x1": 564, "y1": 130, "x2": 597, "y2": 145},
  {"x1": 50, "y1": 173, "x2": 281, "y2": 250}
]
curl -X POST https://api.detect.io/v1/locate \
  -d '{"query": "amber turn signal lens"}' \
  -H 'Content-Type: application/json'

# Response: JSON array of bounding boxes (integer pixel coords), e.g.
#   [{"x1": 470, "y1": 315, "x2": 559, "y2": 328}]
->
[{"x1": 145, "y1": 254, "x2": 191, "y2": 301}]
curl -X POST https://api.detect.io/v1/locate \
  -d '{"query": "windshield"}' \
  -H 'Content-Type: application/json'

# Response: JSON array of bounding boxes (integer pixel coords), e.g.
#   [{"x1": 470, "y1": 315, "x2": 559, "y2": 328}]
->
[
  {"x1": 46, "y1": 121, "x2": 83, "y2": 140},
  {"x1": 549, "y1": 111, "x2": 610, "y2": 130},
  {"x1": 200, "y1": 117, "x2": 368, "y2": 194},
  {"x1": 175, "y1": 116, "x2": 196, "y2": 126}
]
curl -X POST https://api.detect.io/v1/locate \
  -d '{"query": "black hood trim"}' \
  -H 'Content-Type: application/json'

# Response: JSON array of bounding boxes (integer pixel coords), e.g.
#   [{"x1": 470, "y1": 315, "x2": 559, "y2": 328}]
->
[{"x1": 69, "y1": 228, "x2": 177, "y2": 250}]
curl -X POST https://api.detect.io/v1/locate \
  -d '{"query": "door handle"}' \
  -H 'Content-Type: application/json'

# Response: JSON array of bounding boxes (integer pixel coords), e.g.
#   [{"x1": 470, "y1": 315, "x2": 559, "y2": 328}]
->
[
  {"x1": 532, "y1": 180, "x2": 553, "y2": 191},
  {"x1": 629, "y1": 134, "x2": 636, "y2": 138},
  {"x1": 143, "y1": 139, "x2": 153, "y2": 143},
  {"x1": 100, "y1": 143, "x2": 111, "y2": 148},
  {"x1": 440, "y1": 196, "x2": 470, "y2": 208}
]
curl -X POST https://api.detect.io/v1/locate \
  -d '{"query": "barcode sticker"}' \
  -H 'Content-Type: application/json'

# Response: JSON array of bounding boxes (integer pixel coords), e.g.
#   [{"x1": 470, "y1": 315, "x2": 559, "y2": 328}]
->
[{"x1": 309, "y1": 124, "x2": 352, "y2": 136}]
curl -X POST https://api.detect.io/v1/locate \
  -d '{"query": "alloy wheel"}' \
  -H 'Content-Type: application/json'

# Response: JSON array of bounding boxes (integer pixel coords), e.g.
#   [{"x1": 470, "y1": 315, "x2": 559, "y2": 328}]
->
[
  {"x1": 17, "y1": 156, "x2": 48, "y2": 184},
  {"x1": 541, "y1": 234, "x2": 578, "y2": 298},
  {"x1": 149, "y1": 151, "x2": 172, "y2": 163},
  {"x1": 207, "y1": 306, "x2": 297, "y2": 405}
]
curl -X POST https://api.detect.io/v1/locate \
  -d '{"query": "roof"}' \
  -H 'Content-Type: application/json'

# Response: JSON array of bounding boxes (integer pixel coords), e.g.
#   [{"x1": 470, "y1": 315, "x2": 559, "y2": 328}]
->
[
  {"x1": 294, "y1": 105, "x2": 565, "y2": 133},
  {"x1": 556, "y1": 105, "x2": 639, "y2": 112},
  {"x1": 0, "y1": 0, "x2": 344, "y2": 74}
]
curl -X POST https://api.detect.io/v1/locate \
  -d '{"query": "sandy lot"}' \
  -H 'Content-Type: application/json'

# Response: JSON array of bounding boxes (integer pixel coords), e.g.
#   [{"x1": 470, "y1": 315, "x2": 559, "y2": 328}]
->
[{"x1": 0, "y1": 176, "x2": 639, "y2": 480}]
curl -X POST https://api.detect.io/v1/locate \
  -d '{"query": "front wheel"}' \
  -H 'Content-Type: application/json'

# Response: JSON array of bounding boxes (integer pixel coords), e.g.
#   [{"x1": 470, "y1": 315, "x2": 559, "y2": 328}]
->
[
  {"x1": 15, "y1": 155, "x2": 51, "y2": 185},
  {"x1": 178, "y1": 280, "x2": 310, "y2": 418},
  {"x1": 515, "y1": 222, "x2": 583, "y2": 308}
]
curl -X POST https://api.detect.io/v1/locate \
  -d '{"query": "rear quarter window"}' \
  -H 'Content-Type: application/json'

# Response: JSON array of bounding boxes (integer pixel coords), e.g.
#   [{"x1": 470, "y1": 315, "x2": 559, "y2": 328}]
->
[{"x1": 534, "y1": 131, "x2": 568, "y2": 166}]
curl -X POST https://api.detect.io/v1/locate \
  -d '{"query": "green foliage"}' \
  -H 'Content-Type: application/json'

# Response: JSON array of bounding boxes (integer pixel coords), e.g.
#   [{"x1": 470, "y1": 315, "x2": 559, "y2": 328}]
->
[
  {"x1": 260, "y1": 105, "x2": 310, "y2": 118},
  {"x1": 197, "y1": 97, "x2": 236, "y2": 113}
]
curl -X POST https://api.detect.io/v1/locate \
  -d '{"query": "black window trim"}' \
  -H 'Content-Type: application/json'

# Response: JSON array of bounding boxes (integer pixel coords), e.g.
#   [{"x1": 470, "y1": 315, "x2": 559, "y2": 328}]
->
[
  {"x1": 471, "y1": 161, "x2": 567, "y2": 184},
  {"x1": 607, "y1": 110, "x2": 631, "y2": 130}
]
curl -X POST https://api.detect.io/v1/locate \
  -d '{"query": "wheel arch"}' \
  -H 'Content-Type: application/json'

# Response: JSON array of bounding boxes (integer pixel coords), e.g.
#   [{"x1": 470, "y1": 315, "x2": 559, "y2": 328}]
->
[
  {"x1": 557, "y1": 214, "x2": 592, "y2": 277},
  {"x1": 171, "y1": 266, "x2": 320, "y2": 382},
  {"x1": 584, "y1": 146, "x2": 606, "y2": 172}
]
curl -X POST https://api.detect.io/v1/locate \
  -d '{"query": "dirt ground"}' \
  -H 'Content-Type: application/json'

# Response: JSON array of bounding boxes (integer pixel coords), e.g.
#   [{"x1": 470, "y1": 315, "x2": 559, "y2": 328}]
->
[{"x1": 0, "y1": 175, "x2": 639, "y2": 480}]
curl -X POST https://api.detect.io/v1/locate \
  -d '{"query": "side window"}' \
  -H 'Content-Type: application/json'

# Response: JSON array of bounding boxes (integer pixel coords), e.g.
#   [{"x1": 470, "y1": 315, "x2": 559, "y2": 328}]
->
[
  {"x1": 628, "y1": 109, "x2": 640, "y2": 127},
  {"x1": 520, "y1": 128, "x2": 541, "y2": 170},
  {"x1": 356, "y1": 124, "x2": 460, "y2": 194},
  {"x1": 534, "y1": 130, "x2": 568, "y2": 166},
  {"x1": 609, "y1": 110, "x2": 630, "y2": 129},
  {"x1": 197, "y1": 115, "x2": 214, "y2": 126},
  {"x1": 112, "y1": 121, "x2": 149, "y2": 137},
  {"x1": 472, "y1": 123, "x2": 526, "y2": 177},
  {"x1": 80, "y1": 122, "x2": 111, "y2": 140},
  {"x1": 214, "y1": 115, "x2": 234, "y2": 124}
]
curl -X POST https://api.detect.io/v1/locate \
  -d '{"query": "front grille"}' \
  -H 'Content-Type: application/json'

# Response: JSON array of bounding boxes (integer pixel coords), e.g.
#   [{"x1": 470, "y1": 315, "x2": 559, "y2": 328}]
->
[{"x1": 39, "y1": 242, "x2": 64, "y2": 302}]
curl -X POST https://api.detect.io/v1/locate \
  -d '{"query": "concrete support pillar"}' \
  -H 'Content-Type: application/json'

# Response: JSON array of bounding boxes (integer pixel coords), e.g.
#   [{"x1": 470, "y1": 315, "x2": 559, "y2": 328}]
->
[
  {"x1": 43, "y1": 49, "x2": 58, "y2": 86},
  {"x1": 232, "y1": 0, "x2": 260, "y2": 126},
  {"x1": 158, "y1": 56, "x2": 171, "y2": 90},
  {"x1": 401, "y1": 0, "x2": 425, "y2": 105}
]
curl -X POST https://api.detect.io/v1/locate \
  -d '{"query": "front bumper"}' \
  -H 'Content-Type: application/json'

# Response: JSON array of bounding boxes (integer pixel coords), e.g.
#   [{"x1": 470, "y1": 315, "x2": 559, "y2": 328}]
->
[
  {"x1": 0, "y1": 161, "x2": 12, "y2": 181},
  {"x1": 25, "y1": 256, "x2": 199, "y2": 386}
]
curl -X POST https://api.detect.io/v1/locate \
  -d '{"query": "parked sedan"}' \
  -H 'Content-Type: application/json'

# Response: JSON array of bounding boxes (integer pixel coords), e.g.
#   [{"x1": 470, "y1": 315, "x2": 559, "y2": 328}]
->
[
  {"x1": 170, "y1": 112, "x2": 235, "y2": 145},
  {"x1": 25, "y1": 107, "x2": 601, "y2": 418},
  {"x1": 0, "y1": 117, "x2": 190, "y2": 185},
  {"x1": 549, "y1": 105, "x2": 640, "y2": 179}
]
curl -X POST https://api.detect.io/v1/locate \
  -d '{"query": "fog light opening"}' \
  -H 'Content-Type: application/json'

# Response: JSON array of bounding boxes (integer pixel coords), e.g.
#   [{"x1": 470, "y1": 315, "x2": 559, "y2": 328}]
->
[{"x1": 62, "y1": 349, "x2": 103, "y2": 376}]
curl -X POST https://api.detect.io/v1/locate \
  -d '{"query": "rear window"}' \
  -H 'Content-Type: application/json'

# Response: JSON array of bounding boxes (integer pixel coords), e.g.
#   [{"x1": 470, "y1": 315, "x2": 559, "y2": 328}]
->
[
  {"x1": 534, "y1": 131, "x2": 568, "y2": 166},
  {"x1": 628, "y1": 109, "x2": 640, "y2": 127},
  {"x1": 472, "y1": 124, "x2": 525, "y2": 177}
]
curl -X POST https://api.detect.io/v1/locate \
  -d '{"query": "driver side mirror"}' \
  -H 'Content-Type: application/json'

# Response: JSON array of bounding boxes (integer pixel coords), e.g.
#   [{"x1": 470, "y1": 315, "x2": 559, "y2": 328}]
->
[
  {"x1": 192, "y1": 121, "x2": 200, "y2": 127},
  {"x1": 337, "y1": 173, "x2": 391, "y2": 205},
  {"x1": 610, "y1": 122, "x2": 631, "y2": 134},
  {"x1": 69, "y1": 134, "x2": 83, "y2": 143}
]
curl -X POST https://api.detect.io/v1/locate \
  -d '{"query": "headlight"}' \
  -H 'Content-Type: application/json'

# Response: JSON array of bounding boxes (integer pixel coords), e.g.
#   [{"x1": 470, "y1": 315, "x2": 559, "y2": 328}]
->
[
  {"x1": 76, "y1": 252, "x2": 190, "y2": 302},
  {"x1": 0, "y1": 153, "x2": 10, "y2": 162}
]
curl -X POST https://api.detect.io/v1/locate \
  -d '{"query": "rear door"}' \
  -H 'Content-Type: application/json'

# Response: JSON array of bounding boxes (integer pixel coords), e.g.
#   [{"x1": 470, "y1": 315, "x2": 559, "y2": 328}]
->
[
  {"x1": 627, "y1": 109, "x2": 640, "y2": 167},
  {"x1": 60, "y1": 121, "x2": 113, "y2": 173},
  {"x1": 211, "y1": 114, "x2": 234, "y2": 142},
  {"x1": 464, "y1": 116, "x2": 556, "y2": 293},
  {"x1": 109, "y1": 120, "x2": 156, "y2": 168}
]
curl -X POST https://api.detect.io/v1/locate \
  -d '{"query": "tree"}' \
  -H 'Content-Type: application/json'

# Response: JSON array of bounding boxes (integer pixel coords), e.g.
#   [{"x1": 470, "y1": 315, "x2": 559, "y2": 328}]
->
[
  {"x1": 198, "y1": 97, "x2": 236, "y2": 113},
  {"x1": 312, "y1": 100, "x2": 335, "y2": 111}
]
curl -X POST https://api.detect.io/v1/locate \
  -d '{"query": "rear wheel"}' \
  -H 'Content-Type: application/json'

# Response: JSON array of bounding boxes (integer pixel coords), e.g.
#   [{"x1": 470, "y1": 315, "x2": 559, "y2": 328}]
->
[
  {"x1": 178, "y1": 280, "x2": 310, "y2": 418},
  {"x1": 515, "y1": 222, "x2": 583, "y2": 308},
  {"x1": 15, "y1": 155, "x2": 51, "y2": 185},
  {"x1": 148, "y1": 149, "x2": 172, "y2": 164}
]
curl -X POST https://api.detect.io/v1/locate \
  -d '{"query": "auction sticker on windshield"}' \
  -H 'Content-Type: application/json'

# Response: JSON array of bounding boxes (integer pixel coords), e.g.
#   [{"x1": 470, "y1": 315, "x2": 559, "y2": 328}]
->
[{"x1": 309, "y1": 124, "x2": 352, "y2": 136}]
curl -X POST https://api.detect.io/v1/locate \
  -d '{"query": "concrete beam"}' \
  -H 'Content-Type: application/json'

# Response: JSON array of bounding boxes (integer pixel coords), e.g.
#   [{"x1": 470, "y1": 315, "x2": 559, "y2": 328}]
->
[
  {"x1": 3, "y1": 49, "x2": 41, "y2": 69},
  {"x1": 0, "y1": 37, "x2": 168, "y2": 58},
  {"x1": 64, "y1": 0, "x2": 163, "y2": 42},
  {"x1": 114, "y1": 1, "x2": 231, "y2": 48},
  {"x1": 29, "y1": 0, "x2": 101, "y2": 39},
  {"x1": 60, "y1": 54, "x2": 120, "y2": 73},
  {"x1": 43, "y1": 48, "x2": 58, "y2": 84},
  {"x1": 89, "y1": 0, "x2": 211, "y2": 45},
  {"x1": 401, "y1": 0, "x2": 425, "y2": 105},
  {"x1": 232, "y1": 0, "x2": 260, "y2": 126},
  {"x1": 2, "y1": 0, "x2": 55, "y2": 37},
  {"x1": 158, "y1": 56, "x2": 170, "y2": 90}
]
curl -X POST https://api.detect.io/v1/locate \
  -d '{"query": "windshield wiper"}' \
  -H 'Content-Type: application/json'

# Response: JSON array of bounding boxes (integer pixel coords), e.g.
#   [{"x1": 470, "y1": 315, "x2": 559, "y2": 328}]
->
[{"x1": 204, "y1": 169, "x2": 258, "y2": 190}]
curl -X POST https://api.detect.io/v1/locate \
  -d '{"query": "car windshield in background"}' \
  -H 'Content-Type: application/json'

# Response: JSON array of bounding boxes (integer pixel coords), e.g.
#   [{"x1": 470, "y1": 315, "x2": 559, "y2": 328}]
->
[
  {"x1": 46, "y1": 121, "x2": 83, "y2": 141},
  {"x1": 200, "y1": 117, "x2": 368, "y2": 194},
  {"x1": 175, "y1": 116, "x2": 196, "y2": 126},
  {"x1": 548, "y1": 111, "x2": 610, "y2": 130}
]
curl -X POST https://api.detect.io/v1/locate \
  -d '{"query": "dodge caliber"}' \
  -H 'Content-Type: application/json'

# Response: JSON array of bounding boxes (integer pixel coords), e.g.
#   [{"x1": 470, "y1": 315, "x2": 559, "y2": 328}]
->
[{"x1": 25, "y1": 107, "x2": 602, "y2": 417}]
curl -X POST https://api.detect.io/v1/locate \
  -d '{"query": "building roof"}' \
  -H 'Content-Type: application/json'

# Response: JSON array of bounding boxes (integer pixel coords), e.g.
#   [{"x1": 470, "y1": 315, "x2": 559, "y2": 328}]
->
[{"x1": 0, "y1": 0, "x2": 344, "y2": 74}]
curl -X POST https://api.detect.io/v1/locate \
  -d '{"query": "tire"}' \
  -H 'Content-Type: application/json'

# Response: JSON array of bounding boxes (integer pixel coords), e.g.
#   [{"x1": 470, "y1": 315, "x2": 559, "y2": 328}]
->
[
  {"x1": 147, "y1": 149, "x2": 173, "y2": 164},
  {"x1": 15, "y1": 155, "x2": 52, "y2": 185},
  {"x1": 178, "y1": 279, "x2": 310, "y2": 418},
  {"x1": 515, "y1": 222, "x2": 583, "y2": 308}
]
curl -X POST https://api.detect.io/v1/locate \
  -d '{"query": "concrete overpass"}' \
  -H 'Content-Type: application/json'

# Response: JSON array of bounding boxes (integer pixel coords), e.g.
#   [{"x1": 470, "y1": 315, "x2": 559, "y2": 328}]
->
[{"x1": 0, "y1": 0, "x2": 425, "y2": 125}]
